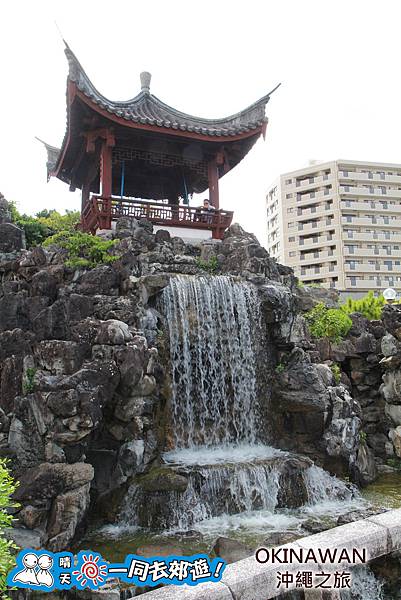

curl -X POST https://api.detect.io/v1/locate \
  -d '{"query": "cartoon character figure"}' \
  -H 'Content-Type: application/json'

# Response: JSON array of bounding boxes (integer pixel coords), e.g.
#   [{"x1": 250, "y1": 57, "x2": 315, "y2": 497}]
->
[
  {"x1": 12, "y1": 553, "x2": 40, "y2": 585},
  {"x1": 36, "y1": 554, "x2": 54, "y2": 587}
]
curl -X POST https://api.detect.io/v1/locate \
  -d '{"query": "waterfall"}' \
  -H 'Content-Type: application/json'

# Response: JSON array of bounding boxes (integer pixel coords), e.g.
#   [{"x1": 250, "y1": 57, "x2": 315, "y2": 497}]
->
[
  {"x1": 118, "y1": 275, "x2": 364, "y2": 537},
  {"x1": 162, "y1": 275, "x2": 261, "y2": 448}
]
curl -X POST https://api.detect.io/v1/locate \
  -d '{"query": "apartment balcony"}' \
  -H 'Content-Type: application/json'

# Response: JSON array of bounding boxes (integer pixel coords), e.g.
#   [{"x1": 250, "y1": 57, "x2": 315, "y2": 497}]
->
[
  {"x1": 294, "y1": 173, "x2": 335, "y2": 191},
  {"x1": 339, "y1": 171, "x2": 401, "y2": 185},
  {"x1": 296, "y1": 234, "x2": 340, "y2": 249},
  {"x1": 345, "y1": 263, "x2": 401, "y2": 274},
  {"x1": 299, "y1": 250, "x2": 338, "y2": 264},
  {"x1": 301, "y1": 265, "x2": 340, "y2": 277},
  {"x1": 297, "y1": 220, "x2": 337, "y2": 235},
  {"x1": 340, "y1": 186, "x2": 401, "y2": 199},
  {"x1": 343, "y1": 231, "x2": 401, "y2": 243},
  {"x1": 345, "y1": 278, "x2": 401, "y2": 290},
  {"x1": 344, "y1": 247, "x2": 401, "y2": 258},
  {"x1": 295, "y1": 189, "x2": 334, "y2": 206},
  {"x1": 296, "y1": 203, "x2": 334, "y2": 219},
  {"x1": 341, "y1": 200, "x2": 401, "y2": 213},
  {"x1": 341, "y1": 216, "x2": 401, "y2": 228}
]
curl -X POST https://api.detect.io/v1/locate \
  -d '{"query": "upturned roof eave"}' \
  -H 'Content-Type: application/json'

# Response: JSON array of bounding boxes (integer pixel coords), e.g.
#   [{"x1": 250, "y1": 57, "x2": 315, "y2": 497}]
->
[{"x1": 64, "y1": 45, "x2": 278, "y2": 132}]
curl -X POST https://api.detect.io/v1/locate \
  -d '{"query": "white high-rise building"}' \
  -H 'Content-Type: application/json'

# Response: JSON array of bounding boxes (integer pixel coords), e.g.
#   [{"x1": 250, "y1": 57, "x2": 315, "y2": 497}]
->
[{"x1": 266, "y1": 160, "x2": 401, "y2": 293}]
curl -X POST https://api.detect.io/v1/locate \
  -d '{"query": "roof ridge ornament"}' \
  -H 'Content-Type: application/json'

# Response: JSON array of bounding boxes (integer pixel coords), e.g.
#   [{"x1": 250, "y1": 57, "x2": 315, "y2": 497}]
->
[{"x1": 140, "y1": 72, "x2": 151, "y2": 93}]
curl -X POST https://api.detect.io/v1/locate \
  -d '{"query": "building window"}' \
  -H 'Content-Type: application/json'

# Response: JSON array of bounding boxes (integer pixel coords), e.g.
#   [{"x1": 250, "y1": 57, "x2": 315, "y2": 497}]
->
[
  {"x1": 350, "y1": 276, "x2": 356, "y2": 286},
  {"x1": 286, "y1": 193, "x2": 293, "y2": 199},
  {"x1": 289, "y1": 251, "x2": 296, "y2": 257},
  {"x1": 285, "y1": 179, "x2": 292, "y2": 185},
  {"x1": 289, "y1": 236, "x2": 295, "y2": 242}
]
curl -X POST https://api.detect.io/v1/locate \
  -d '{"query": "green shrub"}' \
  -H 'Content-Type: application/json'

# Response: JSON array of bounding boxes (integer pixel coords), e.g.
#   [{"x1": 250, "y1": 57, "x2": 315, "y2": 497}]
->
[
  {"x1": 275, "y1": 362, "x2": 286, "y2": 374},
  {"x1": 305, "y1": 303, "x2": 352, "y2": 343},
  {"x1": 359, "y1": 430, "x2": 367, "y2": 443},
  {"x1": 330, "y1": 363, "x2": 341, "y2": 384},
  {"x1": 9, "y1": 203, "x2": 81, "y2": 248},
  {"x1": 387, "y1": 457, "x2": 401, "y2": 470},
  {"x1": 22, "y1": 367, "x2": 36, "y2": 395},
  {"x1": 15, "y1": 215, "x2": 51, "y2": 248},
  {"x1": 43, "y1": 230, "x2": 120, "y2": 268},
  {"x1": 195, "y1": 256, "x2": 219, "y2": 273},
  {"x1": 0, "y1": 459, "x2": 18, "y2": 596},
  {"x1": 340, "y1": 291, "x2": 385, "y2": 321}
]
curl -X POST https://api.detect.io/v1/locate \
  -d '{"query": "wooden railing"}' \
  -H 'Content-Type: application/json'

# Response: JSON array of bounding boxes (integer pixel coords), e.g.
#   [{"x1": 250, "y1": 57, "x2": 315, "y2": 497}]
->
[{"x1": 80, "y1": 195, "x2": 233, "y2": 239}]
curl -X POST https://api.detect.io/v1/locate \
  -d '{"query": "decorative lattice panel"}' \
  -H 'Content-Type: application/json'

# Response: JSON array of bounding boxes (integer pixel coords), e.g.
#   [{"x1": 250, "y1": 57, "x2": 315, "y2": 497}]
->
[{"x1": 112, "y1": 146, "x2": 207, "y2": 176}]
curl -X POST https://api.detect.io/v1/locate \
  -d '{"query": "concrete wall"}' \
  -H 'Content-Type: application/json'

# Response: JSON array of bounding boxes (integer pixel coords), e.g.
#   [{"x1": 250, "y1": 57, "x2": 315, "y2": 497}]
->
[{"x1": 139, "y1": 508, "x2": 401, "y2": 599}]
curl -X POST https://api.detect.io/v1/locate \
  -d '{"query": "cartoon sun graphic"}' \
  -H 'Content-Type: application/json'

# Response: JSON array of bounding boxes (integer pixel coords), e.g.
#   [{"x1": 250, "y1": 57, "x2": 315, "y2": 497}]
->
[{"x1": 73, "y1": 554, "x2": 108, "y2": 588}]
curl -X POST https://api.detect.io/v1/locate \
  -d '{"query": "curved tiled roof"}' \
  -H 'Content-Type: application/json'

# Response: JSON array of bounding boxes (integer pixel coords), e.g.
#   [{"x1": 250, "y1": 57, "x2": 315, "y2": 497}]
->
[
  {"x1": 65, "y1": 46, "x2": 280, "y2": 138},
  {"x1": 35, "y1": 138, "x2": 61, "y2": 181}
]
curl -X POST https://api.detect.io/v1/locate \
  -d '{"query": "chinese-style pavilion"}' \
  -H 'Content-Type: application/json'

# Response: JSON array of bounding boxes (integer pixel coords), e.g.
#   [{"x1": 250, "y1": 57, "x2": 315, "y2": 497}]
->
[{"x1": 42, "y1": 44, "x2": 279, "y2": 239}]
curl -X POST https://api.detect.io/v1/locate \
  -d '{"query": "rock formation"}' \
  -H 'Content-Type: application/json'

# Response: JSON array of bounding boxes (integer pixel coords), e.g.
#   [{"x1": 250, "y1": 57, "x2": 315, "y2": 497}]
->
[{"x1": 0, "y1": 216, "x2": 398, "y2": 551}]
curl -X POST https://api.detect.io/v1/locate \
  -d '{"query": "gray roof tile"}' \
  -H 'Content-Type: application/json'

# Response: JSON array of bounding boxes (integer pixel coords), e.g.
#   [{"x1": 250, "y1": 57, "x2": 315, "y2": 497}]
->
[{"x1": 65, "y1": 46, "x2": 279, "y2": 137}]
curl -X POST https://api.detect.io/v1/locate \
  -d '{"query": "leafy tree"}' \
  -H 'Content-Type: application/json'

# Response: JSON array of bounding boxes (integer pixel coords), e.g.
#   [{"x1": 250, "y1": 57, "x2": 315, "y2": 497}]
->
[
  {"x1": 0, "y1": 459, "x2": 18, "y2": 596},
  {"x1": 14, "y1": 215, "x2": 51, "y2": 248},
  {"x1": 43, "y1": 230, "x2": 120, "y2": 268},
  {"x1": 340, "y1": 291, "x2": 385, "y2": 321},
  {"x1": 305, "y1": 302, "x2": 352, "y2": 343},
  {"x1": 38, "y1": 210, "x2": 80, "y2": 234},
  {"x1": 9, "y1": 202, "x2": 80, "y2": 248}
]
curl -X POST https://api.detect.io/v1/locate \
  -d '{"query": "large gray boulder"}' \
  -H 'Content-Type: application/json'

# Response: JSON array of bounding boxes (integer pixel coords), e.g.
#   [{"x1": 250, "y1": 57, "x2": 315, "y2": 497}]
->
[{"x1": 0, "y1": 223, "x2": 25, "y2": 253}]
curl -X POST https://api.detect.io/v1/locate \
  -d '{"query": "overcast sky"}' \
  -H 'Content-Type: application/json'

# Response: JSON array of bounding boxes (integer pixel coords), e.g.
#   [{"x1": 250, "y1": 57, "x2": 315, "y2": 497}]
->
[{"x1": 2, "y1": 0, "x2": 401, "y2": 245}]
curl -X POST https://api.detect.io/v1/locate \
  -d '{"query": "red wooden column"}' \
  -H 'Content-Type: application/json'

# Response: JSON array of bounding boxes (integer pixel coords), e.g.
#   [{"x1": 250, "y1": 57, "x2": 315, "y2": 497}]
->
[
  {"x1": 208, "y1": 158, "x2": 220, "y2": 210},
  {"x1": 100, "y1": 141, "x2": 113, "y2": 229}
]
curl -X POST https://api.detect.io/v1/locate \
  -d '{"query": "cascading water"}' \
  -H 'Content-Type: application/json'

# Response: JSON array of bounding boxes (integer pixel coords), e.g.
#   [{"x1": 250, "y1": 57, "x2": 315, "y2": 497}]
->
[
  {"x1": 131, "y1": 274, "x2": 363, "y2": 535},
  {"x1": 341, "y1": 566, "x2": 384, "y2": 600},
  {"x1": 162, "y1": 275, "x2": 260, "y2": 448}
]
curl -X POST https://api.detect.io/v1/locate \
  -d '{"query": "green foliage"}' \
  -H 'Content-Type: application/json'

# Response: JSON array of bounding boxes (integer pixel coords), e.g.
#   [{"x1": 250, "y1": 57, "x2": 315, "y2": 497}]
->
[
  {"x1": 195, "y1": 256, "x2": 219, "y2": 274},
  {"x1": 15, "y1": 215, "x2": 51, "y2": 248},
  {"x1": 38, "y1": 209, "x2": 80, "y2": 234},
  {"x1": 22, "y1": 368, "x2": 36, "y2": 395},
  {"x1": 43, "y1": 231, "x2": 120, "y2": 268},
  {"x1": 9, "y1": 203, "x2": 80, "y2": 248},
  {"x1": 387, "y1": 457, "x2": 401, "y2": 470},
  {"x1": 330, "y1": 363, "x2": 341, "y2": 384},
  {"x1": 275, "y1": 362, "x2": 286, "y2": 374},
  {"x1": 340, "y1": 291, "x2": 385, "y2": 321},
  {"x1": 0, "y1": 459, "x2": 18, "y2": 596},
  {"x1": 296, "y1": 279, "x2": 304, "y2": 288},
  {"x1": 359, "y1": 430, "x2": 367, "y2": 443},
  {"x1": 305, "y1": 302, "x2": 352, "y2": 343}
]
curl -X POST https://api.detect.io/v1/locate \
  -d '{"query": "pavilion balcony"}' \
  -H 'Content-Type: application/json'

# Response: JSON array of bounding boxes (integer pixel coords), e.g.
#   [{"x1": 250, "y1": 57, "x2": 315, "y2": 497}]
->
[{"x1": 81, "y1": 195, "x2": 234, "y2": 240}]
